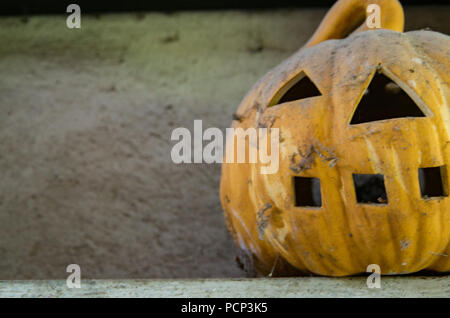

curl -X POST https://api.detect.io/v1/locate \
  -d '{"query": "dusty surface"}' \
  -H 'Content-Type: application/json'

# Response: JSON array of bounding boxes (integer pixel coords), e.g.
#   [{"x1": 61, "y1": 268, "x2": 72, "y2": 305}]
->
[
  {"x1": 1, "y1": 276, "x2": 449, "y2": 297},
  {"x1": 0, "y1": 7, "x2": 449, "y2": 279}
]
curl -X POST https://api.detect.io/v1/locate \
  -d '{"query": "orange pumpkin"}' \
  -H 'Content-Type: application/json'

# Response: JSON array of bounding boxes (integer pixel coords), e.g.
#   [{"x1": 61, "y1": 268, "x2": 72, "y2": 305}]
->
[{"x1": 220, "y1": 0, "x2": 450, "y2": 276}]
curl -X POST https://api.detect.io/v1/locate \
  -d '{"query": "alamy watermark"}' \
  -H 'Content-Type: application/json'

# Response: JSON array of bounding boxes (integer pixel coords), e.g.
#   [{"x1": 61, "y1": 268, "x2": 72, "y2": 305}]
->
[
  {"x1": 171, "y1": 120, "x2": 279, "y2": 174},
  {"x1": 66, "y1": 4, "x2": 81, "y2": 29},
  {"x1": 66, "y1": 264, "x2": 81, "y2": 288},
  {"x1": 366, "y1": 4, "x2": 381, "y2": 29},
  {"x1": 366, "y1": 264, "x2": 381, "y2": 289}
]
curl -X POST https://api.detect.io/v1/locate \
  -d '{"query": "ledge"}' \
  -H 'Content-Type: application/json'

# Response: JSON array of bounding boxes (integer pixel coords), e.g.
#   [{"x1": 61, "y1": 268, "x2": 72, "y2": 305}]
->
[{"x1": 0, "y1": 276, "x2": 448, "y2": 298}]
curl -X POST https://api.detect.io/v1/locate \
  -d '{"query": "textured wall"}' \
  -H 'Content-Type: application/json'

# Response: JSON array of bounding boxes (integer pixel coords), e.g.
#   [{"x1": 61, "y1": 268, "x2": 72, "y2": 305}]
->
[{"x1": 0, "y1": 7, "x2": 449, "y2": 279}]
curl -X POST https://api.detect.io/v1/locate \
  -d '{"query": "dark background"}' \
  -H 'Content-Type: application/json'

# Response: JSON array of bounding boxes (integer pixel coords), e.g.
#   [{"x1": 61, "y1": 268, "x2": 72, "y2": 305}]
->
[{"x1": 1, "y1": 0, "x2": 449, "y2": 15}]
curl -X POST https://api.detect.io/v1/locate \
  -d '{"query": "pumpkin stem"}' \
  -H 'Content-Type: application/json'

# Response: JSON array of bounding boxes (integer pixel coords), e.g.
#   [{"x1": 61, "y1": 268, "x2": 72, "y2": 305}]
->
[{"x1": 304, "y1": 0, "x2": 404, "y2": 48}]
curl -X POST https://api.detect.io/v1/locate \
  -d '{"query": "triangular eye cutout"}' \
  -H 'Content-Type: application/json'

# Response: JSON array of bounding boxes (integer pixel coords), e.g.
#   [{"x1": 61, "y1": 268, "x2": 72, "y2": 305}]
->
[
  {"x1": 270, "y1": 72, "x2": 322, "y2": 106},
  {"x1": 350, "y1": 72, "x2": 427, "y2": 125}
]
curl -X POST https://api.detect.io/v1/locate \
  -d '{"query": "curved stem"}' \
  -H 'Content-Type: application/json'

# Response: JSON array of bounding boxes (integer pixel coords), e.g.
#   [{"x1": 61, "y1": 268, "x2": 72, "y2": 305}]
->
[{"x1": 304, "y1": 0, "x2": 404, "y2": 48}]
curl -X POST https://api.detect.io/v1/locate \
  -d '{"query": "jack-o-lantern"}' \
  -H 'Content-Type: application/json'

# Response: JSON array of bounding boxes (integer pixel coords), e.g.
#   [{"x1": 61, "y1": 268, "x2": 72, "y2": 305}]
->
[{"x1": 220, "y1": 0, "x2": 450, "y2": 276}]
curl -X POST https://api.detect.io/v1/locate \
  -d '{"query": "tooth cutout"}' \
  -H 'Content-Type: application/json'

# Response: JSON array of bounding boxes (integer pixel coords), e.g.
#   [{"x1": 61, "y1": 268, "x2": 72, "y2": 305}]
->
[
  {"x1": 419, "y1": 166, "x2": 448, "y2": 199},
  {"x1": 350, "y1": 72, "x2": 427, "y2": 125},
  {"x1": 353, "y1": 174, "x2": 388, "y2": 204},
  {"x1": 294, "y1": 176, "x2": 322, "y2": 207},
  {"x1": 269, "y1": 72, "x2": 322, "y2": 106}
]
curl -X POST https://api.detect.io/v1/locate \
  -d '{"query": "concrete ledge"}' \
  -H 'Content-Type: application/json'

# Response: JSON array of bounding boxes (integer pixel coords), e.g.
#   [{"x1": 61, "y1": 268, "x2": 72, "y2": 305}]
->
[{"x1": 0, "y1": 276, "x2": 449, "y2": 297}]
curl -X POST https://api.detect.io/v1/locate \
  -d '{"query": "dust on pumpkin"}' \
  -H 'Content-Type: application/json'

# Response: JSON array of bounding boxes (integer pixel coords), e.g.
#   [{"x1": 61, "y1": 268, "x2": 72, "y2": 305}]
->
[
  {"x1": 290, "y1": 141, "x2": 338, "y2": 173},
  {"x1": 256, "y1": 203, "x2": 272, "y2": 240}
]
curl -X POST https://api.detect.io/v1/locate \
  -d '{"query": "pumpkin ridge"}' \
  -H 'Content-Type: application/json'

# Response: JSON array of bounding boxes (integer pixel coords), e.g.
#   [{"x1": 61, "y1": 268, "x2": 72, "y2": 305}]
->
[
  {"x1": 315, "y1": 62, "x2": 362, "y2": 274},
  {"x1": 405, "y1": 33, "x2": 450, "y2": 271}
]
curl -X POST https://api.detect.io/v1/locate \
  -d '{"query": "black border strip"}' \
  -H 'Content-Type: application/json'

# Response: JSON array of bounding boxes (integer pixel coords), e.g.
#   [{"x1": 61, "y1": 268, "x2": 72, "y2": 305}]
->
[{"x1": 1, "y1": 0, "x2": 449, "y2": 16}]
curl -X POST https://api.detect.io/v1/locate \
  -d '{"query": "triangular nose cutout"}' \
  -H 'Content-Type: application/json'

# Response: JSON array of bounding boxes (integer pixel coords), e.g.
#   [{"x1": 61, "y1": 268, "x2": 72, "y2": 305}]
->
[
  {"x1": 350, "y1": 73, "x2": 426, "y2": 125},
  {"x1": 272, "y1": 73, "x2": 322, "y2": 106}
]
